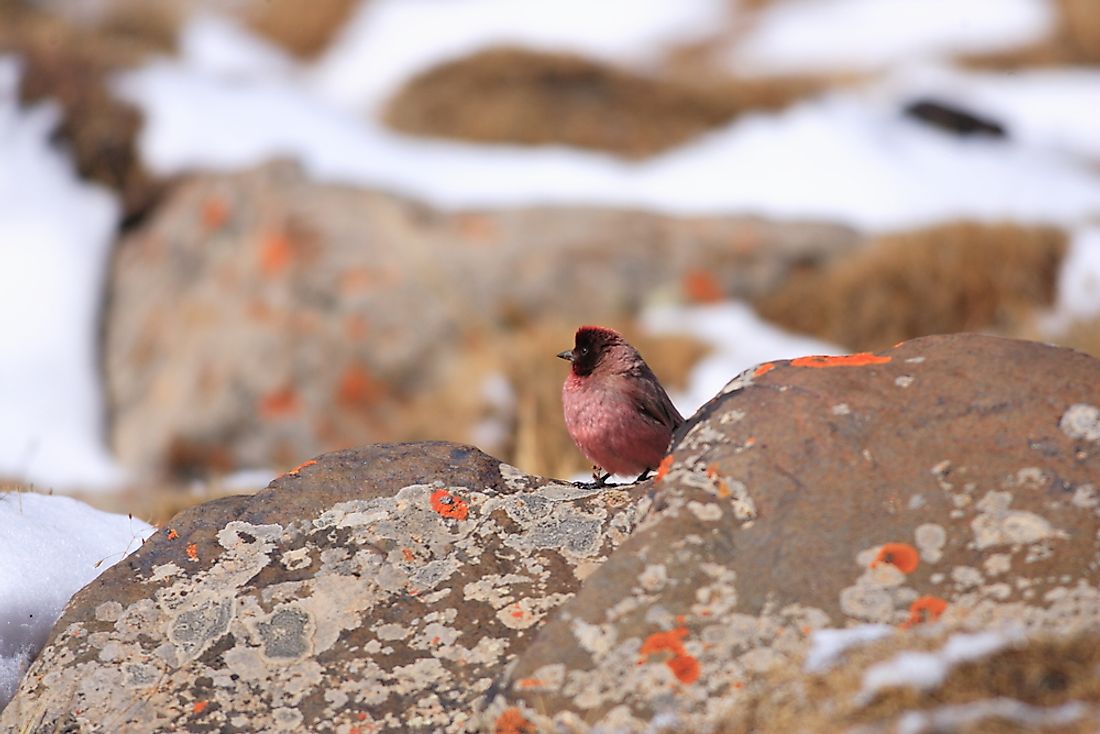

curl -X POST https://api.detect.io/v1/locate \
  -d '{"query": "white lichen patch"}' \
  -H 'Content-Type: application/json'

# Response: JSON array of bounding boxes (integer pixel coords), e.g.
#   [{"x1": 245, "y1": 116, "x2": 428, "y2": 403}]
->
[
  {"x1": 915, "y1": 523, "x2": 946, "y2": 563},
  {"x1": 983, "y1": 553, "x2": 1013, "y2": 576},
  {"x1": 1060, "y1": 403, "x2": 1100, "y2": 441},
  {"x1": 831, "y1": 403, "x2": 851, "y2": 415},
  {"x1": 895, "y1": 375, "x2": 914, "y2": 388},
  {"x1": 687, "y1": 501, "x2": 723, "y2": 521},
  {"x1": 1072, "y1": 484, "x2": 1098, "y2": 508},
  {"x1": 971, "y1": 491, "x2": 1068, "y2": 550}
]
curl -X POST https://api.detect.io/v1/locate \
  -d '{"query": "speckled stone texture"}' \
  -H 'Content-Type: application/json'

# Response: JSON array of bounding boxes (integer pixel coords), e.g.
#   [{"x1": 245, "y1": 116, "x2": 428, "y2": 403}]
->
[
  {"x1": 104, "y1": 161, "x2": 858, "y2": 477},
  {"x1": 0, "y1": 442, "x2": 649, "y2": 733},
  {"x1": 488, "y1": 334, "x2": 1100, "y2": 732},
  {"x1": 6, "y1": 334, "x2": 1100, "y2": 734}
]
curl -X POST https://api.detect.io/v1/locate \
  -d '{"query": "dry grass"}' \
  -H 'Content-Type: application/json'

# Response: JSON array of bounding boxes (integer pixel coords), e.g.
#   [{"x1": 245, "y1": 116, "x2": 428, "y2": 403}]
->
[
  {"x1": 720, "y1": 628, "x2": 1100, "y2": 734},
  {"x1": 384, "y1": 46, "x2": 834, "y2": 158},
  {"x1": 755, "y1": 222, "x2": 1068, "y2": 352},
  {"x1": 244, "y1": 0, "x2": 360, "y2": 59},
  {"x1": 960, "y1": 0, "x2": 1100, "y2": 68}
]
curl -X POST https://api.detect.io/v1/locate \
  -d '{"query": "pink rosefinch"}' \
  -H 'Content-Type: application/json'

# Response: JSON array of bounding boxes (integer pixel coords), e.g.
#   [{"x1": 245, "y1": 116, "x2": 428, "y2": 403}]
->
[{"x1": 558, "y1": 325, "x2": 684, "y2": 485}]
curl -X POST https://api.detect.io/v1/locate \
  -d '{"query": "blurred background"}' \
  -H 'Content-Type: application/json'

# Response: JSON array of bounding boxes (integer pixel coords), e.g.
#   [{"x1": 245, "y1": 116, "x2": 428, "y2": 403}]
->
[{"x1": 0, "y1": 0, "x2": 1097, "y2": 521}]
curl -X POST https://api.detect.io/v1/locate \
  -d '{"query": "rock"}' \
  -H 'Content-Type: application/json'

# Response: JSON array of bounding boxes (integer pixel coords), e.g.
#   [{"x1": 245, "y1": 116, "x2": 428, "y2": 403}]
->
[
  {"x1": 104, "y1": 161, "x2": 858, "y2": 478},
  {"x1": 903, "y1": 98, "x2": 1007, "y2": 138},
  {"x1": 488, "y1": 334, "x2": 1100, "y2": 731},
  {"x1": 726, "y1": 625, "x2": 1100, "y2": 733},
  {"x1": 0, "y1": 442, "x2": 650, "y2": 732},
  {"x1": 0, "y1": 6, "x2": 167, "y2": 224}
]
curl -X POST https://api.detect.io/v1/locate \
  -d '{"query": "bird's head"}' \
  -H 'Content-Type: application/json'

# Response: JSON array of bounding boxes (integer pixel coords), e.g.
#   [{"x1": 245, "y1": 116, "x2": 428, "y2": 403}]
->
[{"x1": 557, "y1": 325, "x2": 626, "y2": 377}]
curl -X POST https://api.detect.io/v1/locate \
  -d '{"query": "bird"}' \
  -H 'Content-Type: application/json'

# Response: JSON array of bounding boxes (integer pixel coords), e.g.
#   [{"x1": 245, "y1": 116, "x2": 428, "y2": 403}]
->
[{"x1": 558, "y1": 325, "x2": 684, "y2": 486}]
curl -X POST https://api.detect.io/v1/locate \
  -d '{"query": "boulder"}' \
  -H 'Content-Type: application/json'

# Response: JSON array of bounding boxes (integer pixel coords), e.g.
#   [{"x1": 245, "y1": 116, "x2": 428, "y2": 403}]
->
[
  {"x1": 488, "y1": 334, "x2": 1100, "y2": 731},
  {"x1": 104, "y1": 161, "x2": 858, "y2": 478},
  {"x1": 0, "y1": 442, "x2": 649, "y2": 732}
]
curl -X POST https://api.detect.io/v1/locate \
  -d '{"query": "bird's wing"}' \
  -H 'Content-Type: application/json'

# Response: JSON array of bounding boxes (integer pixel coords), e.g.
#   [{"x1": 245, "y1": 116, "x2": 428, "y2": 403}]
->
[{"x1": 630, "y1": 368, "x2": 685, "y2": 430}]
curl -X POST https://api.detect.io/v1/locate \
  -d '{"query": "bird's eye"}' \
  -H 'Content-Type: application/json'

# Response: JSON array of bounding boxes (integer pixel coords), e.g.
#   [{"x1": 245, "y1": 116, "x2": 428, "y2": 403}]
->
[{"x1": 578, "y1": 346, "x2": 589, "y2": 356}]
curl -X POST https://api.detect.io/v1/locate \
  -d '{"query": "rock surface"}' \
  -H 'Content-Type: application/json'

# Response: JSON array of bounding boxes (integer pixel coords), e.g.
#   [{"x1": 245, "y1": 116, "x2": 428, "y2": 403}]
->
[
  {"x1": 7, "y1": 334, "x2": 1099, "y2": 733},
  {"x1": 0, "y1": 443, "x2": 649, "y2": 733},
  {"x1": 104, "y1": 161, "x2": 858, "y2": 478},
  {"x1": 488, "y1": 334, "x2": 1100, "y2": 731}
]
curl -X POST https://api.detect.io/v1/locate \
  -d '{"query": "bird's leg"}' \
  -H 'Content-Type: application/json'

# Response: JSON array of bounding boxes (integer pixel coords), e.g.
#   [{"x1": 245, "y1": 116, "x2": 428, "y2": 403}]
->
[
  {"x1": 634, "y1": 468, "x2": 652, "y2": 483},
  {"x1": 592, "y1": 466, "x2": 611, "y2": 487}
]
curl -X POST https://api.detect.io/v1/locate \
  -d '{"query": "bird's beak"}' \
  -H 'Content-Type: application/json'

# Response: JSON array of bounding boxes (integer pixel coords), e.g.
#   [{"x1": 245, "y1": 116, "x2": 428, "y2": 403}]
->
[{"x1": 556, "y1": 349, "x2": 574, "y2": 362}]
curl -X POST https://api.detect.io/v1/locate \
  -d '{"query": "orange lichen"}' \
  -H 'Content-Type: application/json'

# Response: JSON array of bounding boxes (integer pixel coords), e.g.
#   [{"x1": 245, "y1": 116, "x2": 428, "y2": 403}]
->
[
  {"x1": 260, "y1": 386, "x2": 300, "y2": 418},
  {"x1": 495, "y1": 707, "x2": 533, "y2": 734},
  {"x1": 284, "y1": 458, "x2": 317, "y2": 477},
  {"x1": 192, "y1": 700, "x2": 208, "y2": 714},
  {"x1": 900, "y1": 596, "x2": 948, "y2": 629},
  {"x1": 754, "y1": 362, "x2": 776, "y2": 376},
  {"x1": 640, "y1": 626, "x2": 700, "y2": 684},
  {"x1": 791, "y1": 353, "x2": 892, "y2": 368},
  {"x1": 201, "y1": 197, "x2": 229, "y2": 232},
  {"x1": 655, "y1": 455, "x2": 675, "y2": 482},
  {"x1": 683, "y1": 270, "x2": 724, "y2": 303},
  {"x1": 517, "y1": 678, "x2": 545, "y2": 689},
  {"x1": 430, "y1": 489, "x2": 469, "y2": 520},
  {"x1": 510, "y1": 604, "x2": 525, "y2": 619},
  {"x1": 186, "y1": 543, "x2": 198, "y2": 561},
  {"x1": 337, "y1": 364, "x2": 383, "y2": 406},
  {"x1": 401, "y1": 547, "x2": 415, "y2": 562},
  {"x1": 871, "y1": 542, "x2": 920, "y2": 574},
  {"x1": 667, "y1": 653, "x2": 701, "y2": 684},
  {"x1": 166, "y1": 528, "x2": 179, "y2": 541},
  {"x1": 259, "y1": 231, "x2": 293, "y2": 276}
]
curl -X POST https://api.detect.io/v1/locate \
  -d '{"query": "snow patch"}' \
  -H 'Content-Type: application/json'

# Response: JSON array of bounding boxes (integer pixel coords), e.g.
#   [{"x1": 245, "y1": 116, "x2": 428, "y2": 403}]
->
[
  {"x1": 0, "y1": 492, "x2": 155, "y2": 708},
  {"x1": 805, "y1": 624, "x2": 893, "y2": 673}
]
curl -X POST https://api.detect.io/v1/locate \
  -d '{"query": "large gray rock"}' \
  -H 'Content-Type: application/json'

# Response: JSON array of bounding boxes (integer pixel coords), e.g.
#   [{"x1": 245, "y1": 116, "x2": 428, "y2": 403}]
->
[
  {"x1": 0, "y1": 443, "x2": 648, "y2": 733},
  {"x1": 487, "y1": 334, "x2": 1100, "y2": 731}
]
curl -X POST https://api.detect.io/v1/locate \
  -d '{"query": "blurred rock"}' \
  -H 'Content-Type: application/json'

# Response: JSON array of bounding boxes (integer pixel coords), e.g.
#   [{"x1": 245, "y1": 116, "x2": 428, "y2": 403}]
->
[
  {"x1": 0, "y1": 442, "x2": 649, "y2": 732},
  {"x1": 0, "y1": 5, "x2": 167, "y2": 224},
  {"x1": 904, "y1": 98, "x2": 1007, "y2": 138},
  {"x1": 104, "y1": 161, "x2": 858, "y2": 478},
  {"x1": 489, "y1": 334, "x2": 1100, "y2": 731},
  {"x1": 384, "y1": 46, "x2": 833, "y2": 158},
  {"x1": 755, "y1": 221, "x2": 1067, "y2": 351}
]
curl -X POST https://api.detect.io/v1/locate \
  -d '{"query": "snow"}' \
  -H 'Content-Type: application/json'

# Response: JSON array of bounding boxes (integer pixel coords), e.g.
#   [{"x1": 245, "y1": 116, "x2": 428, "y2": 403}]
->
[
  {"x1": 805, "y1": 624, "x2": 893, "y2": 673},
  {"x1": 115, "y1": 17, "x2": 1100, "y2": 233},
  {"x1": 1055, "y1": 226, "x2": 1100, "y2": 320},
  {"x1": 0, "y1": 59, "x2": 126, "y2": 491},
  {"x1": 859, "y1": 630, "x2": 1022, "y2": 702},
  {"x1": 642, "y1": 302, "x2": 842, "y2": 415},
  {"x1": 730, "y1": 0, "x2": 1053, "y2": 74},
  {"x1": 0, "y1": 492, "x2": 155, "y2": 708},
  {"x1": 898, "y1": 700, "x2": 1088, "y2": 734}
]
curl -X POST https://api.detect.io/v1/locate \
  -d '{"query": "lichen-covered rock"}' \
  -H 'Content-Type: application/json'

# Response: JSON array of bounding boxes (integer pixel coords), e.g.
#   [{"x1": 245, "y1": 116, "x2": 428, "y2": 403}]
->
[
  {"x1": 105, "y1": 161, "x2": 858, "y2": 478},
  {"x1": 489, "y1": 334, "x2": 1100, "y2": 732},
  {"x1": 0, "y1": 443, "x2": 649, "y2": 733}
]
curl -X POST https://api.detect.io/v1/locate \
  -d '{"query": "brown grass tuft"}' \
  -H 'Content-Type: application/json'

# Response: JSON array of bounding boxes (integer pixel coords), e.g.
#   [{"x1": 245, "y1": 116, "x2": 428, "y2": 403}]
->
[
  {"x1": 960, "y1": 0, "x2": 1100, "y2": 68},
  {"x1": 244, "y1": 0, "x2": 360, "y2": 59},
  {"x1": 755, "y1": 222, "x2": 1068, "y2": 352},
  {"x1": 384, "y1": 46, "x2": 833, "y2": 158},
  {"x1": 720, "y1": 627, "x2": 1100, "y2": 734}
]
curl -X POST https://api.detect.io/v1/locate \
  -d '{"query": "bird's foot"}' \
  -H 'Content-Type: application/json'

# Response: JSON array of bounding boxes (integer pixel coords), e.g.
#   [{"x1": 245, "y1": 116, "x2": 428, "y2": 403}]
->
[
  {"x1": 592, "y1": 466, "x2": 611, "y2": 487},
  {"x1": 634, "y1": 468, "x2": 652, "y2": 483}
]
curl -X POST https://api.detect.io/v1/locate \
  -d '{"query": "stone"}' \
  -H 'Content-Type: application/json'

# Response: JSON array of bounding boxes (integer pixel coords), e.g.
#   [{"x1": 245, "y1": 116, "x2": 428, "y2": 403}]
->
[
  {"x1": 0, "y1": 442, "x2": 649, "y2": 733},
  {"x1": 488, "y1": 334, "x2": 1100, "y2": 731},
  {"x1": 104, "y1": 161, "x2": 858, "y2": 478}
]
